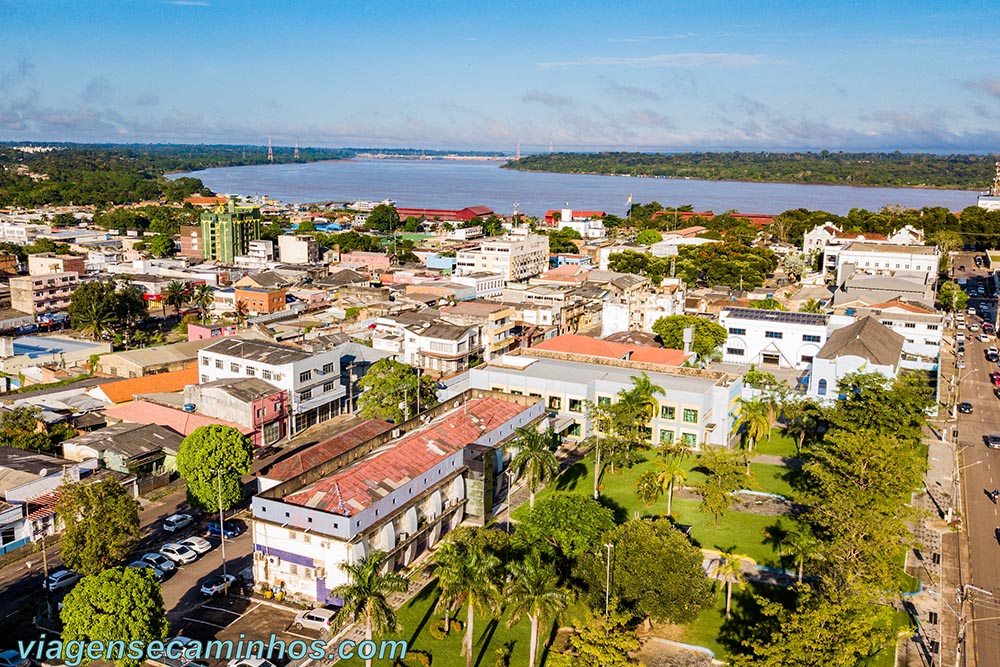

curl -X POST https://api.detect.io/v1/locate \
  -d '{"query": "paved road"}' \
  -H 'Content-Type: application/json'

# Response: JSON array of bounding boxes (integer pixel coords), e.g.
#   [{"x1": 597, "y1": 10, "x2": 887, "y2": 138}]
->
[{"x1": 950, "y1": 256, "x2": 1000, "y2": 666}]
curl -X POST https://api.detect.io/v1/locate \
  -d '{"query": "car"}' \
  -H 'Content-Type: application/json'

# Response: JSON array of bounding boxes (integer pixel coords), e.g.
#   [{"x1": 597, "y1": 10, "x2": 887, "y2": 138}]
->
[
  {"x1": 163, "y1": 513, "x2": 194, "y2": 533},
  {"x1": 200, "y1": 573, "x2": 237, "y2": 596},
  {"x1": 253, "y1": 445, "x2": 280, "y2": 460},
  {"x1": 985, "y1": 323, "x2": 996, "y2": 334},
  {"x1": 988, "y1": 434, "x2": 1000, "y2": 449},
  {"x1": 991, "y1": 372, "x2": 1000, "y2": 386},
  {"x1": 979, "y1": 333, "x2": 990, "y2": 343},
  {"x1": 292, "y1": 607, "x2": 337, "y2": 632},
  {"x1": 43, "y1": 568, "x2": 80, "y2": 592},
  {"x1": 127, "y1": 561, "x2": 165, "y2": 581},
  {"x1": 957, "y1": 321, "x2": 966, "y2": 330},
  {"x1": 141, "y1": 552, "x2": 177, "y2": 573},
  {"x1": 957, "y1": 359, "x2": 967, "y2": 368},
  {"x1": 179, "y1": 536, "x2": 212, "y2": 555},
  {"x1": 995, "y1": 528, "x2": 1000, "y2": 545},
  {"x1": 0, "y1": 649, "x2": 33, "y2": 667},
  {"x1": 206, "y1": 521, "x2": 241, "y2": 538},
  {"x1": 970, "y1": 324, "x2": 981, "y2": 332},
  {"x1": 994, "y1": 387, "x2": 1000, "y2": 399},
  {"x1": 160, "y1": 542, "x2": 199, "y2": 565},
  {"x1": 957, "y1": 346, "x2": 965, "y2": 356},
  {"x1": 989, "y1": 347, "x2": 999, "y2": 356},
  {"x1": 969, "y1": 307, "x2": 978, "y2": 315},
  {"x1": 226, "y1": 660, "x2": 276, "y2": 667},
  {"x1": 959, "y1": 402, "x2": 974, "y2": 414},
  {"x1": 957, "y1": 332, "x2": 966, "y2": 341}
]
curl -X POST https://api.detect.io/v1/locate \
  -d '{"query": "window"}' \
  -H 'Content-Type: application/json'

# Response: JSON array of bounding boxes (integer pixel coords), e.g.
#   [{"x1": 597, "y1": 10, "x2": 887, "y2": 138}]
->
[
  {"x1": 801, "y1": 355, "x2": 814, "y2": 364},
  {"x1": 928, "y1": 324, "x2": 939, "y2": 331},
  {"x1": 728, "y1": 327, "x2": 746, "y2": 335},
  {"x1": 818, "y1": 379, "x2": 828, "y2": 396},
  {"x1": 256, "y1": 408, "x2": 264, "y2": 418},
  {"x1": 262, "y1": 370, "x2": 272, "y2": 380},
  {"x1": 215, "y1": 359, "x2": 223, "y2": 369},
  {"x1": 726, "y1": 347, "x2": 745, "y2": 356},
  {"x1": 681, "y1": 433, "x2": 698, "y2": 448},
  {"x1": 597, "y1": 396, "x2": 611, "y2": 407},
  {"x1": 230, "y1": 363, "x2": 240, "y2": 373},
  {"x1": 659, "y1": 429, "x2": 674, "y2": 444},
  {"x1": 301, "y1": 389, "x2": 312, "y2": 400},
  {"x1": 568, "y1": 399, "x2": 583, "y2": 413},
  {"x1": 273, "y1": 373, "x2": 282, "y2": 381},
  {"x1": 802, "y1": 334, "x2": 821, "y2": 343},
  {"x1": 904, "y1": 322, "x2": 916, "y2": 329},
  {"x1": 567, "y1": 423, "x2": 582, "y2": 437},
  {"x1": 548, "y1": 396, "x2": 561, "y2": 410},
  {"x1": 246, "y1": 366, "x2": 256, "y2": 377},
  {"x1": 765, "y1": 331, "x2": 783, "y2": 339},
  {"x1": 299, "y1": 370, "x2": 312, "y2": 382},
  {"x1": 683, "y1": 409, "x2": 699, "y2": 423},
  {"x1": 201, "y1": 357, "x2": 209, "y2": 367},
  {"x1": 660, "y1": 405, "x2": 676, "y2": 420},
  {"x1": 323, "y1": 381, "x2": 337, "y2": 393},
  {"x1": 201, "y1": 375, "x2": 209, "y2": 383},
  {"x1": 323, "y1": 362, "x2": 336, "y2": 374}
]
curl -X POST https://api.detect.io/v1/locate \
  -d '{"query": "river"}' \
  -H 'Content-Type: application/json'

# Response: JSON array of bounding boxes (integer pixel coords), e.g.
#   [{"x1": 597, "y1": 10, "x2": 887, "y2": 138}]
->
[{"x1": 172, "y1": 158, "x2": 980, "y2": 217}]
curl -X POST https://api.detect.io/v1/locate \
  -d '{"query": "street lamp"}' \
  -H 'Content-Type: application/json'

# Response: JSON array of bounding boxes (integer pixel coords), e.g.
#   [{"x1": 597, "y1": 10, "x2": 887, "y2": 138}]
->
[
  {"x1": 604, "y1": 543, "x2": 614, "y2": 618},
  {"x1": 505, "y1": 467, "x2": 514, "y2": 535}
]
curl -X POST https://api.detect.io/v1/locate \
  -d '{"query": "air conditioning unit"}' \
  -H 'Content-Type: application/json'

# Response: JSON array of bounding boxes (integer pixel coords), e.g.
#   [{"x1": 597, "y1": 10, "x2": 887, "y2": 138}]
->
[
  {"x1": 315, "y1": 567, "x2": 326, "y2": 578},
  {"x1": 267, "y1": 555, "x2": 281, "y2": 566},
  {"x1": 392, "y1": 428, "x2": 402, "y2": 438}
]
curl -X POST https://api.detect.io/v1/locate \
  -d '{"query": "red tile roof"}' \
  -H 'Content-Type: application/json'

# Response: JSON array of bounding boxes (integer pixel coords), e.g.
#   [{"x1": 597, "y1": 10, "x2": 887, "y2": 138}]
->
[
  {"x1": 867, "y1": 300, "x2": 937, "y2": 314},
  {"x1": 532, "y1": 334, "x2": 690, "y2": 366},
  {"x1": 97, "y1": 368, "x2": 200, "y2": 404},
  {"x1": 262, "y1": 419, "x2": 394, "y2": 482},
  {"x1": 285, "y1": 398, "x2": 530, "y2": 515},
  {"x1": 103, "y1": 400, "x2": 253, "y2": 436}
]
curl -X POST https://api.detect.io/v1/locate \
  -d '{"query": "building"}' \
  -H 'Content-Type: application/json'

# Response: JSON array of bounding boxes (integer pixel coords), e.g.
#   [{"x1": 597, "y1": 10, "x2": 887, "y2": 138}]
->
[
  {"x1": 199, "y1": 201, "x2": 263, "y2": 263},
  {"x1": 831, "y1": 242, "x2": 939, "y2": 284},
  {"x1": 198, "y1": 338, "x2": 346, "y2": 433},
  {"x1": 96, "y1": 338, "x2": 221, "y2": 378},
  {"x1": 250, "y1": 393, "x2": 545, "y2": 602},
  {"x1": 102, "y1": 400, "x2": 255, "y2": 442},
  {"x1": 601, "y1": 284, "x2": 686, "y2": 338},
  {"x1": 833, "y1": 272, "x2": 937, "y2": 309},
  {"x1": 400, "y1": 322, "x2": 482, "y2": 375},
  {"x1": 977, "y1": 161, "x2": 1000, "y2": 211},
  {"x1": 88, "y1": 367, "x2": 199, "y2": 404},
  {"x1": 235, "y1": 239, "x2": 275, "y2": 268},
  {"x1": 27, "y1": 253, "x2": 86, "y2": 276},
  {"x1": 455, "y1": 232, "x2": 549, "y2": 281},
  {"x1": 9, "y1": 272, "x2": 80, "y2": 315},
  {"x1": 808, "y1": 317, "x2": 904, "y2": 400},
  {"x1": 544, "y1": 208, "x2": 606, "y2": 225},
  {"x1": 451, "y1": 272, "x2": 505, "y2": 299},
  {"x1": 719, "y1": 308, "x2": 834, "y2": 370},
  {"x1": 470, "y1": 349, "x2": 741, "y2": 448},
  {"x1": 278, "y1": 235, "x2": 320, "y2": 265},
  {"x1": 234, "y1": 287, "x2": 287, "y2": 316},
  {"x1": 187, "y1": 322, "x2": 239, "y2": 342},
  {"x1": 440, "y1": 301, "x2": 516, "y2": 361},
  {"x1": 545, "y1": 208, "x2": 606, "y2": 239},
  {"x1": 185, "y1": 378, "x2": 289, "y2": 446},
  {"x1": 834, "y1": 299, "x2": 943, "y2": 364},
  {"x1": 0, "y1": 335, "x2": 111, "y2": 380},
  {"x1": 393, "y1": 205, "x2": 493, "y2": 222},
  {"x1": 532, "y1": 334, "x2": 691, "y2": 366},
  {"x1": 179, "y1": 225, "x2": 203, "y2": 258},
  {"x1": 60, "y1": 423, "x2": 182, "y2": 477}
]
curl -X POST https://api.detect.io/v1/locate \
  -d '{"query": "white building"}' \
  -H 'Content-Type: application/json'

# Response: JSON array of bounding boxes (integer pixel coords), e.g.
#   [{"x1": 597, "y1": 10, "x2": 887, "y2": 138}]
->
[
  {"x1": 601, "y1": 283, "x2": 686, "y2": 338},
  {"x1": 451, "y1": 272, "x2": 505, "y2": 299},
  {"x1": 0, "y1": 221, "x2": 48, "y2": 245},
  {"x1": 278, "y1": 235, "x2": 319, "y2": 265},
  {"x1": 198, "y1": 338, "x2": 346, "y2": 433},
  {"x1": 455, "y1": 231, "x2": 549, "y2": 281},
  {"x1": 808, "y1": 317, "x2": 903, "y2": 401},
  {"x1": 400, "y1": 322, "x2": 481, "y2": 375},
  {"x1": 832, "y1": 242, "x2": 939, "y2": 284},
  {"x1": 555, "y1": 208, "x2": 606, "y2": 240},
  {"x1": 841, "y1": 300, "x2": 943, "y2": 364},
  {"x1": 719, "y1": 308, "x2": 841, "y2": 370}
]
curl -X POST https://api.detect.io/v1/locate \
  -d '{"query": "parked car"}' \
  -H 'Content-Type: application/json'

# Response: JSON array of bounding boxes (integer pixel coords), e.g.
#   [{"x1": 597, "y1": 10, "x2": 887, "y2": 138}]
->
[
  {"x1": 987, "y1": 434, "x2": 1000, "y2": 449},
  {"x1": 994, "y1": 387, "x2": 1000, "y2": 399},
  {"x1": 990, "y1": 372, "x2": 1000, "y2": 386},
  {"x1": 160, "y1": 543, "x2": 199, "y2": 565},
  {"x1": 179, "y1": 536, "x2": 212, "y2": 555},
  {"x1": 969, "y1": 307, "x2": 978, "y2": 315},
  {"x1": 200, "y1": 573, "x2": 236, "y2": 596},
  {"x1": 206, "y1": 521, "x2": 241, "y2": 538},
  {"x1": 253, "y1": 445, "x2": 280, "y2": 460},
  {"x1": 141, "y1": 552, "x2": 177, "y2": 573},
  {"x1": 163, "y1": 514, "x2": 194, "y2": 533},
  {"x1": 970, "y1": 324, "x2": 981, "y2": 332},
  {"x1": 227, "y1": 660, "x2": 275, "y2": 667},
  {"x1": 979, "y1": 334, "x2": 990, "y2": 343},
  {"x1": 0, "y1": 649, "x2": 33, "y2": 667},
  {"x1": 957, "y1": 359, "x2": 966, "y2": 369},
  {"x1": 43, "y1": 568, "x2": 80, "y2": 592},
  {"x1": 959, "y1": 402, "x2": 974, "y2": 414},
  {"x1": 127, "y1": 561, "x2": 165, "y2": 581},
  {"x1": 985, "y1": 323, "x2": 996, "y2": 335},
  {"x1": 292, "y1": 607, "x2": 337, "y2": 632},
  {"x1": 995, "y1": 528, "x2": 1000, "y2": 545}
]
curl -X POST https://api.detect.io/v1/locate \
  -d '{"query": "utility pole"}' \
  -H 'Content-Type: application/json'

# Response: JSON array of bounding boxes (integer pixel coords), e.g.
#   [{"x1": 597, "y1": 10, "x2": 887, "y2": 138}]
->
[
  {"x1": 217, "y1": 469, "x2": 228, "y2": 582},
  {"x1": 604, "y1": 543, "x2": 614, "y2": 618}
]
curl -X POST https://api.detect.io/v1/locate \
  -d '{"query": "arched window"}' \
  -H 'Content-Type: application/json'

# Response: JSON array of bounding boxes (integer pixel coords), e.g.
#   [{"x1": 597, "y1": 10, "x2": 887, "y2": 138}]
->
[{"x1": 817, "y1": 379, "x2": 828, "y2": 396}]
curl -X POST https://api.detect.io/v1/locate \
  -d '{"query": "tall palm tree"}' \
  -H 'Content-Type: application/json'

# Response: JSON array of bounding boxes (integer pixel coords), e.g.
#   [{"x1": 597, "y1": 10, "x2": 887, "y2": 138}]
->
[
  {"x1": 163, "y1": 280, "x2": 188, "y2": 317},
  {"x1": 333, "y1": 550, "x2": 409, "y2": 667},
  {"x1": 783, "y1": 399, "x2": 823, "y2": 456},
  {"x1": 711, "y1": 551, "x2": 748, "y2": 618},
  {"x1": 505, "y1": 551, "x2": 570, "y2": 667},
  {"x1": 634, "y1": 471, "x2": 662, "y2": 508},
  {"x1": 798, "y1": 298, "x2": 823, "y2": 314},
  {"x1": 626, "y1": 372, "x2": 666, "y2": 421},
  {"x1": 585, "y1": 400, "x2": 615, "y2": 500},
  {"x1": 655, "y1": 456, "x2": 687, "y2": 517},
  {"x1": 234, "y1": 299, "x2": 250, "y2": 327},
  {"x1": 781, "y1": 529, "x2": 820, "y2": 583},
  {"x1": 732, "y1": 398, "x2": 770, "y2": 472},
  {"x1": 432, "y1": 540, "x2": 503, "y2": 667},
  {"x1": 508, "y1": 426, "x2": 558, "y2": 508},
  {"x1": 74, "y1": 300, "x2": 116, "y2": 341},
  {"x1": 192, "y1": 284, "x2": 214, "y2": 323}
]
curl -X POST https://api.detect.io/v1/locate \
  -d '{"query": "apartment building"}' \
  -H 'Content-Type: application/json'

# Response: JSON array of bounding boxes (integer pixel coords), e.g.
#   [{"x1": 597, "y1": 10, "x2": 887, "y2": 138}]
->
[
  {"x1": 199, "y1": 201, "x2": 263, "y2": 263},
  {"x1": 198, "y1": 338, "x2": 346, "y2": 433},
  {"x1": 27, "y1": 253, "x2": 86, "y2": 277},
  {"x1": 831, "y1": 242, "x2": 939, "y2": 284},
  {"x1": 9, "y1": 272, "x2": 80, "y2": 315},
  {"x1": 278, "y1": 235, "x2": 320, "y2": 265},
  {"x1": 401, "y1": 322, "x2": 481, "y2": 375},
  {"x1": 601, "y1": 283, "x2": 686, "y2": 338},
  {"x1": 719, "y1": 308, "x2": 835, "y2": 370},
  {"x1": 440, "y1": 300, "x2": 516, "y2": 361},
  {"x1": 234, "y1": 286, "x2": 287, "y2": 316},
  {"x1": 179, "y1": 225, "x2": 203, "y2": 258},
  {"x1": 455, "y1": 232, "x2": 549, "y2": 281}
]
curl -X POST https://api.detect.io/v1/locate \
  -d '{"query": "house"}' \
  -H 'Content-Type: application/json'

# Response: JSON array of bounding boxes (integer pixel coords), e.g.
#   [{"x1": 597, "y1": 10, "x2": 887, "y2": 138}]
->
[
  {"x1": 278, "y1": 235, "x2": 320, "y2": 265},
  {"x1": 60, "y1": 423, "x2": 183, "y2": 476},
  {"x1": 451, "y1": 272, "x2": 505, "y2": 299},
  {"x1": 27, "y1": 253, "x2": 86, "y2": 276},
  {"x1": 96, "y1": 338, "x2": 222, "y2": 378},
  {"x1": 439, "y1": 301, "x2": 516, "y2": 361},
  {"x1": 808, "y1": 317, "x2": 904, "y2": 400},
  {"x1": 88, "y1": 368, "x2": 199, "y2": 404},
  {"x1": 544, "y1": 208, "x2": 606, "y2": 239},
  {"x1": 833, "y1": 271, "x2": 937, "y2": 310},
  {"x1": 234, "y1": 287, "x2": 287, "y2": 316},
  {"x1": 0, "y1": 335, "x2": 112, "y2": 381},
  {"x1": 187, "y1": 322, "x2": 240, "y2": 342},
  {"x1": 719, "y1": 308, "x2": 834, "y2": 370},
  {"x1": 184, "y1": 378, "x2": 290, "y2": 446},
  {"x1": 234, "y1": 271, "x2": 292, "y2": 290},
  {"x1": 102, "y1": 400, "x2": 255, "y2": 441}
]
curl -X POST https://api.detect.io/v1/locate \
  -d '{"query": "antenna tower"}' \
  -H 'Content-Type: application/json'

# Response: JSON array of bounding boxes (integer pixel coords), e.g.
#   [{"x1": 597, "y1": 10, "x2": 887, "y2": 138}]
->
[
  {"x1": 992, "y1": 159, "x2": 1000, "y2": 197},
  {"x1": 267, "y1": 137, "x2": 274, "y2": 162},
  {"x1": 293, "y1": 143, "x2": 300, "y2": 159},
  {"x1": 515, "y1": 143, "x2": 521, "y2": 160},
  {"x1": 548, "y1": 141, "x2": 553, "y2": 154}
]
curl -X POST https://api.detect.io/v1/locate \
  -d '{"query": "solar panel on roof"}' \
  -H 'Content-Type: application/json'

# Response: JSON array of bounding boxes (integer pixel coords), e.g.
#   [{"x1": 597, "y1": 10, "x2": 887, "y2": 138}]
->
[{"x1": 724, "y1": 308, "x2": 827, "y2": 325}]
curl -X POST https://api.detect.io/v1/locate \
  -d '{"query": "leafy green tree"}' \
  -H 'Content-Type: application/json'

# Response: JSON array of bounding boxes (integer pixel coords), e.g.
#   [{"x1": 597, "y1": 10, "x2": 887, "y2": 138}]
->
[
  {"x1": 748, "y1": 297, "x2": 787, "y2": 311},
  {"x1": 798, "y1": 298, "x2": 823, "y2": 313},
  {"x1": 366, "y1": 203, "x2": 401, "y2": 234},
  {"x1": 826, "y1": 372, "x2": 931, "y2": 445},
  {"x1": 176, "y1": 425, "x2": 253, "y2": 513},
  {"x1": 938, "y1": 280, "x2": 968, "y2": 312},
  {"x1": 334, "y1": 550, "x2": 409, "y2": 667},
  {"x1": 697, "y1": 447, "x2": 745, "y2": 525},
  {"x1": 655, "y1": 456, "x2": 687, "y2": 517},
  {"x1": 192, "y1": 284, "x2": 214, "y2": 322},
  {"x1": 505, "y1": 551, "x2": 570, "y2": 667},
  {"x1": 148, "y1": 234, "x2": 176, "y2": 258},
  {"x1": 0, "y1": 405, "x2": 45, "y2": 449},
  {"x1": 929, "y1": 229, "x2": 963, "y2": 256},
  {"x1": 782, "y1": 398, "x2": 824, "y2": 455},
  {"x1": 782, "y1": 253, "x2": 807, "y2": 279},
  {"x1": 636, "y1": 229, "x2": 663, "y2": 245},
  {"x1": 651, "y1": 314, "x2": 727, "y2": 360},
  {"x1": 163, "y1": 280, "x2": 188, "y2": 316},
  {"x1": 733, "y1": 398, "x2": 771, "y2": 471},
  {"x1": 508, "y1": 426, "x2": 558, "y2": 508},
  {"x1": 55, "y1": 479, "x2": 140, "y2": 575},
  {"x1": 781, "y1": 528, "x2": 821, "y2": 583},
  {"x1": 357, "y1": 358, "x2": 439, "y2": 423},
  {"x1": 69, "y1": 280, "x2": 147, "y2": 342},
  {"x1": 711, "y1": 551, "x2": 749, "y2": 618},
  {"x1": 548, "y1": 611, "x2": 639, "y2": 667},
  {"x1": 60, "y1": 566, "x2": 168, "y2": 667},
  {"x1": 577, "y1": 518, "x2": 712, "y2": 623},
  {"x1": 259, "y1": 220, "x2": 284, "y2": 242},
  {"x1": 297, "y1": 220, "x2": 317, "y2": 232},
  {"x1": 513, "y1": 492, "x2": 615, "y2": 564},
  {"x1": 634, "y1": 471, "x2": 662, "y2": 508}
]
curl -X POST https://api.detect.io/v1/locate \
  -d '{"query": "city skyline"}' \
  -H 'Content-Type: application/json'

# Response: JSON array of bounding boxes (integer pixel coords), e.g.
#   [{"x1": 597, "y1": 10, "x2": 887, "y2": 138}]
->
[{"x1": 1, "y1": 0, "x2": 999, "y2": 152}]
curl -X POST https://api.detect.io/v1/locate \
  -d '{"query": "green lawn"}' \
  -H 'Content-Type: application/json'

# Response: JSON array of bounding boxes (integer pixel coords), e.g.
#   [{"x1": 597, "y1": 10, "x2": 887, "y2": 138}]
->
[{"x1": 754, "y1": 429, "x2": 802, "y2": 459}]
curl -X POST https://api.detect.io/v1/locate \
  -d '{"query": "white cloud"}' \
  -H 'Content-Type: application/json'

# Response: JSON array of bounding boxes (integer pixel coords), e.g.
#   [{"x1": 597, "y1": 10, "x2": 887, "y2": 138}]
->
[{"x1": 539, "y1": 52, "x2": 764, "y2": 69}]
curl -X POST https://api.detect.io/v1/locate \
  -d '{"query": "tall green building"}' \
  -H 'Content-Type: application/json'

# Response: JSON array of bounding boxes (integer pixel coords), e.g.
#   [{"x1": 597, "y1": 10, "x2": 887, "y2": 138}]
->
[{"x1": 199, "y1": 201, "x2": 262, "y2": 263}]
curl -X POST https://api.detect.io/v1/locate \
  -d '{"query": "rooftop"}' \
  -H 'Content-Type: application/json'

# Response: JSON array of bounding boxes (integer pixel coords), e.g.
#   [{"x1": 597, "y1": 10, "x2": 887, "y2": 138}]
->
[
  {"x1": 62, "y1": 422, "x2": 183, "y2": 458},
  {"x1": 262, "y1": 419, "x2": 393, "y2": 482},
  {"x1": 96, "y1": 368, "x2": 199, "y2": 404},
  {"x1": 103, "y1": 400, "x2": 253, "y2": 437},
  {"x1": 202, "y1": 338, "x2": 312, "y2": 365},
  {"x1": 102, "y1": 338, "x2": 219, "y2": 367},
  {"x1": 12, "y1": 335, "x2": 106, "y2": 359},
  {"x1": 721, "y1": 307, "x2": 829, "y2": 326},
  {"x1": 843, "y1": 242, "x2": 938, "y2": 255},
  {"x1": 816, "y1": 316, "x2": 904, "y2": 366},
  {"x1": 440, "y1": 300, "x2": 511, "y2": 317},
  {"x1": 197, "y1": 377, "x2": 284, "y2": 402},
  {"x1": 0, "y1": 448, "x2": 74, "y2": 491},
  {"x1": 532, "y1": 334, "x2": 689, "y2": 366},
  {"x1": 408, "y1": 322, "x2": 475, "y2": 341}
]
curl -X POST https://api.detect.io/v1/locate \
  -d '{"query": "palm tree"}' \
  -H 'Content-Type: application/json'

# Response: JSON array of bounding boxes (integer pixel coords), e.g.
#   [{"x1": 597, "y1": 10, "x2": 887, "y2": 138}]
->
[
  {"x1": 235, "y1": 299, "x2": 250, "y2": 327},
  {"x1": 508, "y1": 426, "x2": 558, "y2": 508},
  {"x1": 627, "y1": 372, "x2": 665, "y2": 421},
  {"x1": 505, "y1": 552, "x2": 570, "y2": 667},
  {"x1": 711, "y1": 551, "x2": 749, "y2": 618},
  {"x1": 732, "y1": 398, "x2": 770, "y2": 472},
  {"x1": 781, "y1": 529, "x2": 820, "y2": 583},
  {"x1": 163, "y1": 280, "x2": 188, "y2": 317},
  {"x1": 798, "y1": 298, "x2": 823, "y2": 313},
  {"x1": 432, "y1": 540, "x2": 503, "y2": 667},
  {"x1": 333, "y1": 550, "x2": 409, "y2": 667},
  {"x1": 655, "y1": 456, "x2": 687, "y2": 517},
  {"x1": 783, "y1": 399, "x2": 823, "y2": 456},
  {"x1": 634, "y1": 471, "x2": 662, "y2": 508},
  {"x1": 192, "y1": 284, "x2": 214, "y2": 323},
  {"x1": 74, "y1": 300, "x2": 116, "y2": 341}
]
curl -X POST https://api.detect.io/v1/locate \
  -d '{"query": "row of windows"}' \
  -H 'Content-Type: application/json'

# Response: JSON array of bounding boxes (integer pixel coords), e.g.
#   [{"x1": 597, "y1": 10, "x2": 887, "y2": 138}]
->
[
  {"x1": 546, "y1": 396, "x2": 698, "y2": 422},
  {"x1": 202, "y1": 356, "x2": 283, "y2": 381},
  {"x1": 659, "y1": 430, "x2": 699, "y2": 447}
]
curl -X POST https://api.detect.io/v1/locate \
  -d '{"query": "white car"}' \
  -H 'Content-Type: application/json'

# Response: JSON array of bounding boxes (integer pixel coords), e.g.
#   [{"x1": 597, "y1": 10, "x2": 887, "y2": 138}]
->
[
  {"x1": 979, "y1": 334, "x2": 990, "y2": 343},
  {"x1": 956, "y1": 333, "x2": 965, "y2": 343},
  {"x1": 43, "y1": 568, "x2": 80, "y2": 592},
  {"x1": 293, "y1": 607, "x2": 337, "y2": 632},
  {"x1": 127, "y1": 561, "x2": 165, "y2": 581},
  {"x1": 200, "y1": 573, "x2": 236, "y2": 596},
  {"x1": 160, "y1": 543, "x2": 198, "y2": 565},
  {"x1": 141, "y1": 553, "x2": 177, "y2": 573},
  {"x1": 179, "y1": 536, "x2": 212, "y2": 555},
  {"x1": 957, "y1": 358, "x2": 967, "y2": 368},
  {"x1": 970, "y1": 324, "x2": 981, "y2": 332},
  {"x1": 969, "y1": 307, "x2": 978, "y2": 315},
  {"x1": 163, "y1": 514, "x2": 194, "y2": 533}
]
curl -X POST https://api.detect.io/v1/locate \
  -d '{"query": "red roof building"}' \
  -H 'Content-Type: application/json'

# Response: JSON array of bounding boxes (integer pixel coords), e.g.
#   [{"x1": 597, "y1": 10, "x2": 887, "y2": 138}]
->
[
  {"x1": 543, "y1": 210, "x2": 607, "y2": 225},
  {"x1": 651, "y1": 210, "x2": 775, "y2": 227},
  {"x1": 395, "y1": 205, "x2": 494, "y2": 222},
  {"x1": 531, "y1": 334, "x2": 691, "y2": 366}
]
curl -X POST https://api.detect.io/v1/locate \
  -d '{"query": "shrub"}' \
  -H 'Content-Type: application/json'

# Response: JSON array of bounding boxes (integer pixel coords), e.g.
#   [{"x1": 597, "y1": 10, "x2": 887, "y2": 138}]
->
[
  {"x1": 429, "y1": 618, "x2": 462, "y2": 640},
  {"x1": 395, "y1": 649, "x2": 431, "y2": 667}
]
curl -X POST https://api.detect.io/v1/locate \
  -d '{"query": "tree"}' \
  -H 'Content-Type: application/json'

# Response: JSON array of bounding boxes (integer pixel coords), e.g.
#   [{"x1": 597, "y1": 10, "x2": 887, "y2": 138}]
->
[
  {"x1": 334, "y1": 550, "x2": 409, "y2": 667},
  {"x1": 60, "y1": 566, "x2": 168, "y2": 667},
  {"x1": 651, "y1": 315, "x2": 728, "y2": 361},
  {"x1": 508, "y1": 426, "x2": 558, "y2": 508},
  {"x1": 577, "y1": 518, "x2": 712, "y2": 623},
  {"x1": 297, "y1": 220, "x2": 317, "y2": 232},
  {"x1": 748, "y1": 297, "x2": 787, "y2": 311},
  {"x1": 697, "y1": 447, "x2": 745, "y2": 525},
  {"x1": 163, "y1": 280, "x2": 188, "y2": 317},
  {"x1": 234, "y1": 299, "x2": 250, "y2": 326},
  {"x1": 548, "y1": 610, "x2": 639, "y2": 667},
  {"x1": 655, "y1": 456, "x2": 687, "y2": 517},
  {"x1": 732, "y1": 398, "x2": 771, "y2": 471},
  {"x1": 505, "y1": 551, "x2": 569, "y2": 667},
  {"x1": 929, "y1": 229, "x2": 963, "y2": 256},
  {"x1": 432, "y1": 533, "x2": 503, "y2": 667},
  {"x1": 513, "y1": 492, "x2": 615, "y2": 564},
  {"x1": 175, "y1": 425, "x2": 254, "y2": 513},
  {"x1": 782, "y1": 398, "x2": 824, "y2": 455},
  {"x1": 0, "y1": 405, "x2": 45, "y2": 449},
  {"x1": 148, "y1": 234, "x2": 176, "y2": 258},
  {"x1": 192, "y1": 284, "x2": 214, "y2": 322},
  {"x1": 783, "y1": 253, "x2": 807, "y2": 279},
  {"x1": 938, "y1": 280, "x2": 968, "y2": 312},
  {"x1": 69, "y1": 280, "x2": 147, "y2": 342},
  {"x1": 798, "y1": 298, "x2": 823, "y2": 313},
  {"x1": 636, "y1": 229, "x2": 663, "y2": 245},
  {"x1": 366, "y1": 203, "x2": 401, "y2": 234},
  {"x1": 826, "y1": 371, "x2": 931, "y2": 445},
  {"x1": 356, "y1": 358, "x2": 439, "y2": 423},
  {"x1": 634, "y1": 471, "x2": 662, "y2": 508},
  {"x1": 711, "y1": 551, "x2": 748, "y2": 618},
  {"x1": 56, "y1": 479, "x2": 140, "y2": 575},
  {"x1": 782, "y1": 528, "x2": 821, "y2": 583},
  {"x1": 73, "y1": 299, "x2": 117, "y2": 341}
]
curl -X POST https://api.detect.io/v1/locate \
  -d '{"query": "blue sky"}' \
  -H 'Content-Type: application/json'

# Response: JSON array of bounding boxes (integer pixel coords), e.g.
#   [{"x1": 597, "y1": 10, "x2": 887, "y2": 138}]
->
[{"x1": 1, "y1": 0, "x2": 999, "y2": 152}]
